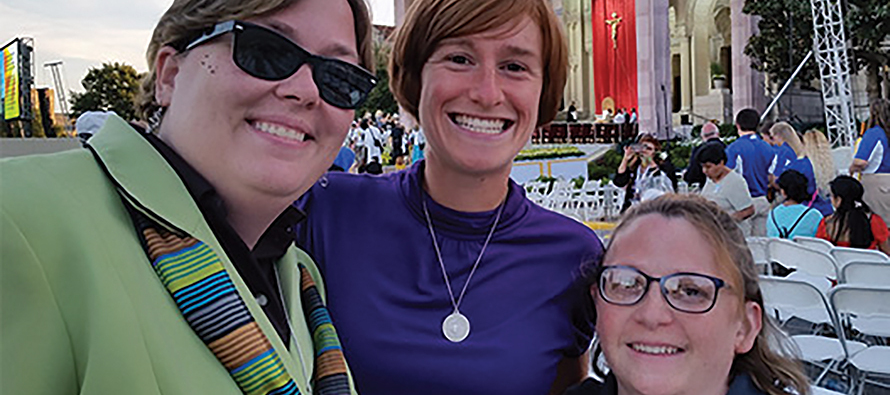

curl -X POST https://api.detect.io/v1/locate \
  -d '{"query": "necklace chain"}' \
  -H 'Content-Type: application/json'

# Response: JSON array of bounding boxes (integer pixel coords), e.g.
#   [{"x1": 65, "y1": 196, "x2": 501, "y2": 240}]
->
[{"x1": 422, "y1": 196, "x2": 504, "y2": 312}]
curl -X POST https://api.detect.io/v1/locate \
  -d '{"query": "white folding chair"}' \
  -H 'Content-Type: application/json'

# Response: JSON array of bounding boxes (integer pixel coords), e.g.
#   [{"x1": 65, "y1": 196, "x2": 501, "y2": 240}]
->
[
  {"x1": 759, "y1": 276, "x2": 865, "y2": 386},
  {"x1": 841, "y1": 261, "x2": 890, "y2": 286},
  {"x1": 831, "y1": 247, "x2": 890, "y2": 277},
  {"x1": 746, "y1": 237, "x2": 772, "y2": 274},
  {"x1": 810, "y1": 385, "x2": 846, "y2": 395},
  {"x1": 576, "y1": 180, "x2": 605, "y2": 221},
  {"x1": 793, "y1": 236, "x2": 835, "y2": 254},
  {"x1": 769, "y1": 238, "x2": 838, "y2": 280},
  {"x1": 829, "y1": 286, "x2": 890, "y2": 395}
]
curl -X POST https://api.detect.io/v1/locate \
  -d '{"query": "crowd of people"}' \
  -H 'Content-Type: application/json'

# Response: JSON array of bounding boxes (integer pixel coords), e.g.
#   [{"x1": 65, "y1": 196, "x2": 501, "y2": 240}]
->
[
  {"x1": 335, "y1": 111, "x2": 426, "y2": 174},
  {"x1": 616, "y1": 100, "x2": 890, "y2": 254},
  {"x1": 1, "y1": 0, "x2": 887, "y2": 395}
]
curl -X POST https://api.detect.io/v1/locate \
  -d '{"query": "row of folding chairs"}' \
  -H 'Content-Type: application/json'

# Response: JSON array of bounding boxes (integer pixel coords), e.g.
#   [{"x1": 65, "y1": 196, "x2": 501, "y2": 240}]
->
[
  {"x1": 750, "y1": 236, "x2": 890, "y2": 393},
  {"x1": 524, "y1": 179, "x2": 625, "y2": 222},
  {"x1": 746, "y1": 236, "x2": 889, "y2": 284},
  {"x1": 760, "y1": 278, "x2": 890, "y2": 394}
]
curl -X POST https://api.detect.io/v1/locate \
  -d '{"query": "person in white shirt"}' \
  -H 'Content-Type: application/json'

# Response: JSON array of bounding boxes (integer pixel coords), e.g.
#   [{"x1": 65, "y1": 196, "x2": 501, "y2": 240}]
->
[
  {"x1": 699, "y1": 142, "x2": 755, "y2": 234},
  {"x1": 613, "y1": 110, "x2": 626, "y2": 125}
]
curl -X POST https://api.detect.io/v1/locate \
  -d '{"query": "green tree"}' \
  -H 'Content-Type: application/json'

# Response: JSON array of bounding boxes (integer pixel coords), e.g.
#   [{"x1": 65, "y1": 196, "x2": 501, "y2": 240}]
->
[
  {"x1": 356, "y1": 42, "x2": 398, "y2": 117},
  {"x1": 744, "y1": 0, "x2": 889, "y2": 100},
  {"x1": 743, "y1": 0, "x2": 819, "y2": 88},
  {"x1": 846, "y1": 0, "x2": 890, "y2": 102},
  {"x1": 70, "y1": 62, "x2": 143, "y2": 121}
]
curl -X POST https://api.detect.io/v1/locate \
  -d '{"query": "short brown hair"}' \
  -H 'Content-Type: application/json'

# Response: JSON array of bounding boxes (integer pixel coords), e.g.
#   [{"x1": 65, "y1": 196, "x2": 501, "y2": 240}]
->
[
  {"x1": 638, "y1": 133, "x2": 661, "y2": 151},
  {"x1": 136, "y1": 0, "x2": 374, "y2": 121},
  {"x1": 609, "y1": 195, "x2": 810, "y2": 395},
  {"x1": 389, "y1": 0, "x2": 567, "y2": 127}
]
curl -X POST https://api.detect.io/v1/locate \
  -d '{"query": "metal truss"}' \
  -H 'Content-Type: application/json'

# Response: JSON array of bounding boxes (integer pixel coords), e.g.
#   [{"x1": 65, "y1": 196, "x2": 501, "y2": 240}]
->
[
  {"x1": 810, "y1": 0, "x2": 856, "y2": 148},
  {"x1": 44, "y1": 61, "x2": 71, "y2": 123}
]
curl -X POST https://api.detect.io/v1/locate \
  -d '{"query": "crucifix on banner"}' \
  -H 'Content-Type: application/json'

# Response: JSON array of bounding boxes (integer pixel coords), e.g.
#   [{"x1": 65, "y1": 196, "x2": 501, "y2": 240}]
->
[{"x1": 605, "y1": 12, "x2": 622, "y2": 49}]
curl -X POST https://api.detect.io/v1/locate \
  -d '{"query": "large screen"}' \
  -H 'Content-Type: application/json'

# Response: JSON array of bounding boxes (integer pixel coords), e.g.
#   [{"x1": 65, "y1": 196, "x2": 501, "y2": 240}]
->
[{"x1": 2, "y1": 39, "x2": 21, "y2": 121}]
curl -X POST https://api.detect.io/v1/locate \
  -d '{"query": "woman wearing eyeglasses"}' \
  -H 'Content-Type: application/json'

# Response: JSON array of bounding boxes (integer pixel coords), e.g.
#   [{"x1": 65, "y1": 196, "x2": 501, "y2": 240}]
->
[
  {"x1": 295, "y1": 0, "x2": 603, "y2": 394},
  {"x1": 566, "y1": 195, "x2": 809, "y2": 395},
  {"x1": 614, "y1": 134, "x2": 677, "y2": 212},
  {"x1": 1, "y1": 0, "x2": 375, "y2": 394}
]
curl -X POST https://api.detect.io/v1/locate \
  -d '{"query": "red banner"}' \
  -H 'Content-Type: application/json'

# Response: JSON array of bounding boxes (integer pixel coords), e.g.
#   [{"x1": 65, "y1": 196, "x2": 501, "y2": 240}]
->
[{"x1": 592, "y1": 0, "x2": 638, "y2": 114}]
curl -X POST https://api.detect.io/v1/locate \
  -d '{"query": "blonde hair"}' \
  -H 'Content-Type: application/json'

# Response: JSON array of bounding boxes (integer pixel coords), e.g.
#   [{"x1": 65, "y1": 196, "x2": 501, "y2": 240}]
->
[
  {"x1": 608, "y1": 195, "x2": 810, "y2": 395},
  {"x1": 802, "y1": 130, "x2": 835, "y2": 195},
  {"x1": 389, "y1": 0, "x2": 567, "y2": 127},
  {"x1": 770, "y1": 122, "x2": 805, "y2": 157},
  {"x1": 136, "y1": 0, "x2": 374, "y2": 121}
]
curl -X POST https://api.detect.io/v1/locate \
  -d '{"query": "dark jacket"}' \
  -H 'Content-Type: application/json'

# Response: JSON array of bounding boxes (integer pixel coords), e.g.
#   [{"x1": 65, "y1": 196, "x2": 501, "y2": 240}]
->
[{"x1": 564, "y1": 373, "x2": 772, "y2": 395}]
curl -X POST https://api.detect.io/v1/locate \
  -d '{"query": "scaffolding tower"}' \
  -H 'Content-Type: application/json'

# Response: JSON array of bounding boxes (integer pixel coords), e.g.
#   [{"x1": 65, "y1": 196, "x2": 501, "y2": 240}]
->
[
  {"x1": 44, "y1": 60, "x2": 71, "y2": 129},
  {"x1": 810, "y1": 0, "x2": 856, "y2": 148}
]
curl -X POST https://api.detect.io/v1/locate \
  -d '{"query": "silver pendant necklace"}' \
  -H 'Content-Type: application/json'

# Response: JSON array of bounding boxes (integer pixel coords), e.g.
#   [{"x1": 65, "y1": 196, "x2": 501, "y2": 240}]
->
[{"x1": 422, "y1": 196, "x2": 504, "y2": 343}]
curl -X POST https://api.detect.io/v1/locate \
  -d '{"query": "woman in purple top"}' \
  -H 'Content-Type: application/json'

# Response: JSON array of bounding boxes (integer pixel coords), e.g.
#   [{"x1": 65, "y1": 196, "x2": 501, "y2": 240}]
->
[{"x1": 295, "y1": 0, "x2": 603, "y2": 394}]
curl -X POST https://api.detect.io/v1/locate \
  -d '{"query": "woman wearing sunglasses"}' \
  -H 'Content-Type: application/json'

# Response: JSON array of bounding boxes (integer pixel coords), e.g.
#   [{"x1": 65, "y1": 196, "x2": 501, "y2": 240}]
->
[
  {"x1": 1, "y1": 0, "x2": 375, "y2": 394},
  {"x1": 295, "y1": 0, "x2": 603, "y2": 394},
  {"x1": 566, "y1": 194, "x2": 809, "y2": 395}
]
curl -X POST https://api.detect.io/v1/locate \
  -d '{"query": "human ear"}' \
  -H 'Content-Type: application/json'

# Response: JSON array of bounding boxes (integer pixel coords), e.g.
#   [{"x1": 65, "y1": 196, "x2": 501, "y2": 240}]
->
[
  {"x1": 154, "y1": 46, "x2": 181, "y2": 107},
  {"x1": 735, "y1": 301, "x2": 762, "y2": 354}
]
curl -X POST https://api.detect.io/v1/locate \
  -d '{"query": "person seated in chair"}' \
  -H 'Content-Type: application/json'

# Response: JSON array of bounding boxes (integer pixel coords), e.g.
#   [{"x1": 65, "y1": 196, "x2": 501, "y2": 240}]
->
[{"x1": 767, "y1": 170, "x2": 823, "y2": 239}]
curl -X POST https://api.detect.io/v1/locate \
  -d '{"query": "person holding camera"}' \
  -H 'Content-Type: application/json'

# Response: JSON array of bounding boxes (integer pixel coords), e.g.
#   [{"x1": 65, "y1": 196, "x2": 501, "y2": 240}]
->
[{"x1": 614, "y1": 134, "x2": 676, "y2": 212}]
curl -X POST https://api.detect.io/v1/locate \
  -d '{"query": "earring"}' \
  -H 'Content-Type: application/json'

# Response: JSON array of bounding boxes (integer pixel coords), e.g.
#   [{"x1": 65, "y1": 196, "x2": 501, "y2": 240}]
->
[{"x1": 148, "y1": 106, "x2": 166, "y2": 133}]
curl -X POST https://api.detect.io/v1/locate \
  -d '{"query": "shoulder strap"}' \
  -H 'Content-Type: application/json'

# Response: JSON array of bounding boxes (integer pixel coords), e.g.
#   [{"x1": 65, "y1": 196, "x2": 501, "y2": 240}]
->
[
  {"x1": 784, "y1": 206, "x2": 814, "y2": 238},
  {"x1": 771, "y1": 208, "x2": 788, "y2": 238}
]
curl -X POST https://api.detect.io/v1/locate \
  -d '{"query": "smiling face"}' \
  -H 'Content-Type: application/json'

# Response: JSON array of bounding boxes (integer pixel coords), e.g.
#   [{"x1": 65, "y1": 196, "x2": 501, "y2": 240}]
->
[
  {"x1": 594, "y1": 213, "x2": 760, "y2": 395},
  {"x1": 418, "y1": 17, "x2": 543, "y2": 178},
  {"x1": 154, "y1": 0, "x2": 356, "y2": 209}
]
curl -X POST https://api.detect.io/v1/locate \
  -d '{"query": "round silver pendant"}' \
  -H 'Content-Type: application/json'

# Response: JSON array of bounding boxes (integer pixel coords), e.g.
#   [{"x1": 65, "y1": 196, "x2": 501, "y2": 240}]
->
[{"x1": 442, "y1": 311, "x2": 471, "y2": 343}]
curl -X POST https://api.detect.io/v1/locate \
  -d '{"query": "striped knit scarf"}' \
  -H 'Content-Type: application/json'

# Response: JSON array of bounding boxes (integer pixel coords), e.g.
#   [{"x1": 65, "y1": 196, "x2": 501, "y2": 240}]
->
[{"x1": 133, "y1": 211, "x2": 350, "y2": 395}]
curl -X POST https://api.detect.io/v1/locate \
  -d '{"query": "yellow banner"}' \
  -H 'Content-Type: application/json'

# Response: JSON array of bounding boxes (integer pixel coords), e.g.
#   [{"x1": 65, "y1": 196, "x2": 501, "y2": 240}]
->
[{"x1": 3, "y1": 43, "x2": 20, "y2": 120}]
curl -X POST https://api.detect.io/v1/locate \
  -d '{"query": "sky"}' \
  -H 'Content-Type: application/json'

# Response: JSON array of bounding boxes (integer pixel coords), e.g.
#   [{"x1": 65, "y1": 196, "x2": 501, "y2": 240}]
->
[{"x1": 0, "y1": 0, "x2": 395, "y2": 105}]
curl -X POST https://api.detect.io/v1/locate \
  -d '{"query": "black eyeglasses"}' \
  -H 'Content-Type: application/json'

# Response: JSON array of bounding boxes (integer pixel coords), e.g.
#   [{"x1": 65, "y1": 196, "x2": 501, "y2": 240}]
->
[
  {"x1": 595, "y1": 265, "x2": 728, "y2": 314},
  {"x1": 179, "y1": 20, "x2": 377, "y2": 109}
]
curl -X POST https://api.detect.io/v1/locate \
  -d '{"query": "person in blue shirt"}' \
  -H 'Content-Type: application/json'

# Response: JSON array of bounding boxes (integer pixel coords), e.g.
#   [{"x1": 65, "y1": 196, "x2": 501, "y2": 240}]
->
[
  {"x1": 771, "y1": 122, "x2": 834, "y2": 216},
  {"x1": 725, "y1": 108, "x2": 773, "y2": 236},
  {"x1": 767, "y1": 170, "x2": 823, "y2": 239},
  {"x1": 763, "y1": 123, "x2": 796, "y2": 185},
  {"x1": 852, "y1": 99, "x2": 890, "y2": 174}
]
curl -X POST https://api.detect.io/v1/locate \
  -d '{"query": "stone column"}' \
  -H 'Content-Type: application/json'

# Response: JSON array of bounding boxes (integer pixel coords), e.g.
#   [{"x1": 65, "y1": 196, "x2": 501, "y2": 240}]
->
[
  {"x1": 582, "y1": 0, "x2": 595, "y2": 116},
  {"x1": 679, "y1": 32, "x2": 693, "y2": 112},
  {"x1": 636, "y1": 0, "x2": 672, "y2": 138},
  {"x1": 730, "y1": 0, "x2": 766, "y2": 119}
]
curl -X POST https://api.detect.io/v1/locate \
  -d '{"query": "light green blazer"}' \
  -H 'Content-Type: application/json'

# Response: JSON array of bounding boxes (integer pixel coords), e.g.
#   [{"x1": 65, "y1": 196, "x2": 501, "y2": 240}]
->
[{"x1": 1, "y1": 116, "x2": 347, "y2": 394}]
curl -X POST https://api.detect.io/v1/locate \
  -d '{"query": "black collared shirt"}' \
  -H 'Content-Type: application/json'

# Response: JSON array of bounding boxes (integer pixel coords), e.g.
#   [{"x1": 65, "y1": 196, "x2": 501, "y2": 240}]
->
[{"x1": 141, "y1": 127, "x2": 304, "y2": 346}]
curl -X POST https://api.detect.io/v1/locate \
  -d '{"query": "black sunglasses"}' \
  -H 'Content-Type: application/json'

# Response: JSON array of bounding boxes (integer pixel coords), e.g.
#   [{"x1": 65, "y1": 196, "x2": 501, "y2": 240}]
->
[{"x1": 179, "y1": 20, "x2": 377, "y2": 109}]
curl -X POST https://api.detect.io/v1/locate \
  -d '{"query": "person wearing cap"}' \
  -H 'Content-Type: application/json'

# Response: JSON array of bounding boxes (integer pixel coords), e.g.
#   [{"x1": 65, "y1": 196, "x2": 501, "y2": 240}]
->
[
  {"x1": 683, "y1": 121, "x2": 724, "y2": 187},
  {"x1": 1, "y1": 0, "x2": 375, "y2": 393},
  {"x1": 74, "y1": 111, "x2": 113, "y2": 141}
]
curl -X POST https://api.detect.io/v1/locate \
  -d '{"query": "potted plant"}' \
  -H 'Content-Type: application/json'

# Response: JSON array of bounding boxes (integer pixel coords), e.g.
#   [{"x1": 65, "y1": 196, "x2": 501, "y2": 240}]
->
[{"x1": 711, "y1": 62, "x2": 727, "y2": 89}]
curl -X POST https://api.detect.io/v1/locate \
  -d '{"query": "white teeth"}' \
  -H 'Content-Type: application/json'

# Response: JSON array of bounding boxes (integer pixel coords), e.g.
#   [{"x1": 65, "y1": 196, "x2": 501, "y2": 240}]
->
[
  {"x1": 632, "y1": 344, "x2": 680, "y2": 355},
  {"x1": 253, "y1": 121, "x2": 307, "y2": 142},
  {"x1": 453, "y1": 114, "x2": 507, "y2": 134}
]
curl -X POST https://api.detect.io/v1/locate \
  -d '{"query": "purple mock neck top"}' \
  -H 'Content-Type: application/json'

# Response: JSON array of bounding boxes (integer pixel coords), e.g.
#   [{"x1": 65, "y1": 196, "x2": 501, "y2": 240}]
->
[{"x1": 295, "y1": 161, "x2": 603, "y2": 395}]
